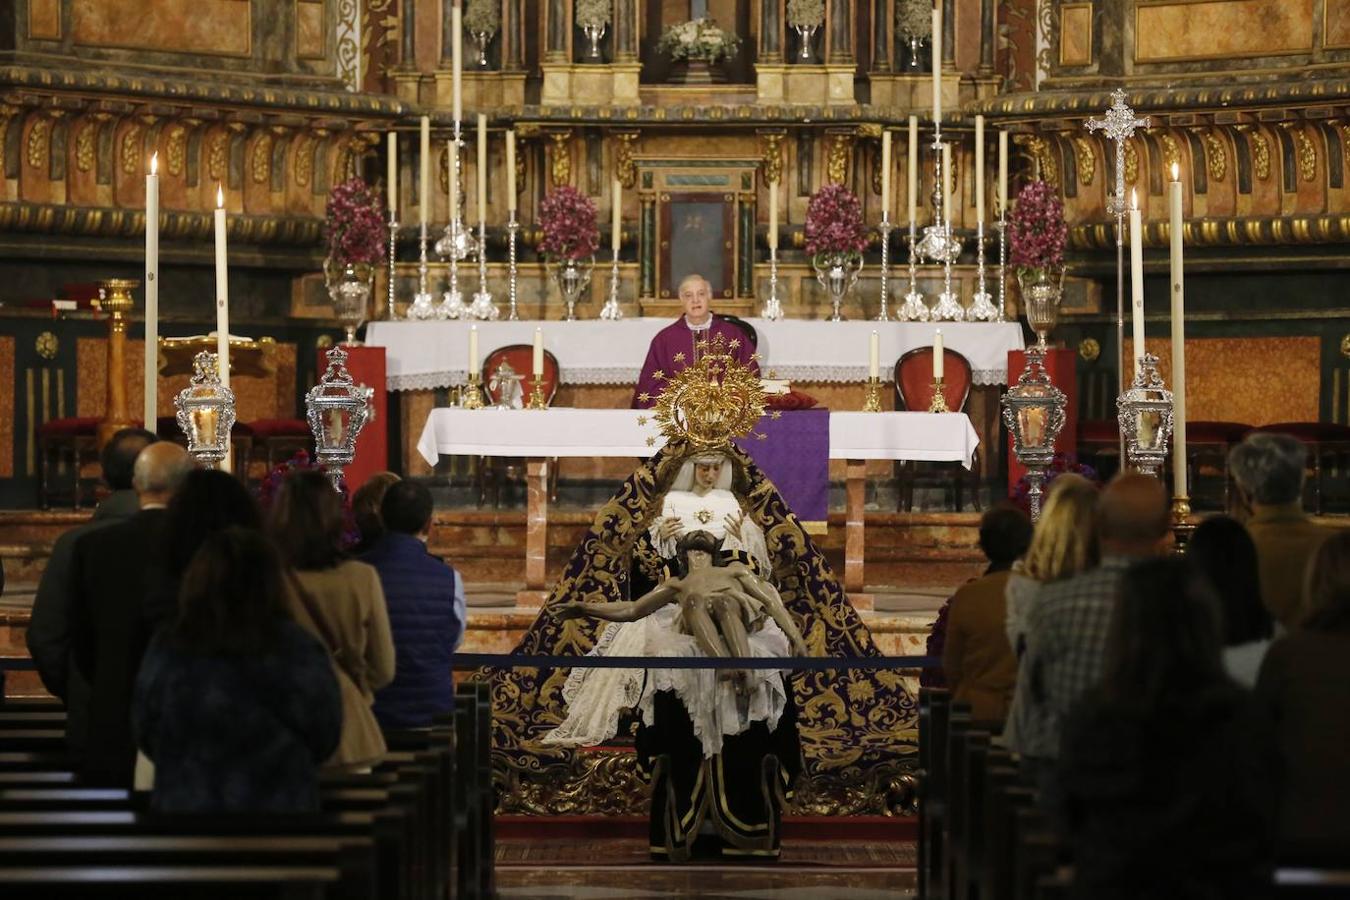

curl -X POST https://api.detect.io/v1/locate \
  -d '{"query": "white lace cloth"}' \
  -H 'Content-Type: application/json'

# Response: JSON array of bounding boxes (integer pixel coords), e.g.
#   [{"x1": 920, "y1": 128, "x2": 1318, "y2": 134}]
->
[
  {"x1": 368, "y1": 318, "x2": 1024, "y2": 390},
  {"x1": 542, "y1": 606, "x2": 790, "y2": 759}
]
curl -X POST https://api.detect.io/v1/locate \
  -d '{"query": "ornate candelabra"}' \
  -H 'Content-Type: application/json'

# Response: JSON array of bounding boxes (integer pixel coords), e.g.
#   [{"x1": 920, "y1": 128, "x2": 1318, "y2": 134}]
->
[
  {"x1": 461, "y1": 371, "x2": 485, "y2": 409},
  {"x1": 175, "y1": 351, "x2": 236, "y2": 470},
  {"x1": 760, "y1": 246, "x2": 785, "y2": 320},
  {"x1": 468, "y1": 218, "x2": 498, "y2": 320},
  {"x1": 967, "y1": 220, "x2": 999, "y2": 321},
  {"x1": 527, "y1": 378, "x2": 549, "y2": 409},
  {"x1": 599, "y1": 248, "x2": 623, "y2": 320},
  {"x1": 305, "y1": 345, "x2": 374, "y2": 490},
  {"x1": 436, "y1": 128, "x2": 475, "y2": 320},
  {"x1": 406, "y1": 220, "x2": 437, "y2": 319},
  {"x1": 996, "y1": 210, "x2": 1008, "y2": 318},
  {"x1": 928, "y1": 379, "x2": 950, "y2": 413},
  {"x1": 876, "y1": 216, "x2": 892, "y2": 321},
  {"x1": 1117, "y1": 352, "x2": 1175, "y2": 477},
  {"x1": 898, "y1": 221, "x2": 928, "y2": 321},
  {"x1": 1002, "y1": 348, "x2": 1068, "y2": 521},
  {"x1": 862, "y1": 377, "x2": 882, "y2": 412},
  {"x1": 386, "y1": 211, "x2": 399, "y2": 320},
  {"x1": 505, "y1": 211, "x2": 520, "y2": 320}
]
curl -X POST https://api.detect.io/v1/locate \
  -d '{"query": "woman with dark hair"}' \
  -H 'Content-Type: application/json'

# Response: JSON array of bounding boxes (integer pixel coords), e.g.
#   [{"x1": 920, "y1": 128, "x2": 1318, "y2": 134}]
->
[
  {"x1": 1186, "y1": 515, "x2": 1274, "y2": 688},
  {"x1": 1057, "y1": 557, "x2": 1274, "y2": 898},
  {"x1": 1257, "y1": 529, "x2": 1350, "y2": 854},
  {"x1": 270, "y1": 469, "x2": 394, "y2": 770},
  {"x1": 351, "y1": 471, "x2": 401, "y2": 555},
  {"x1": 132, "y1": 528, "x2": 341, "y2": 813}
]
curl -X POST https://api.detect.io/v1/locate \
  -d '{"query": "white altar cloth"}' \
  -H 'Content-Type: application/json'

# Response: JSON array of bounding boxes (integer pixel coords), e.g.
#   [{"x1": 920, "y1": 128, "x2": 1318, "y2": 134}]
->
[
  {"x1": 369, "y1": 319, "x2": 1025, "y2": 391},
  {"x1": 416, "y1": 408, "x2": 980, "y2": 468}
]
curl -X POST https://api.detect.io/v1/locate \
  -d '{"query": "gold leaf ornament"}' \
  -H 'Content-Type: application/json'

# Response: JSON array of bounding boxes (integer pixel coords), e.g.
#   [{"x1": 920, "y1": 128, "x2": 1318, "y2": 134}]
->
[{"x1": 650, "y1": 332, "x2": 767, "y2": 453}]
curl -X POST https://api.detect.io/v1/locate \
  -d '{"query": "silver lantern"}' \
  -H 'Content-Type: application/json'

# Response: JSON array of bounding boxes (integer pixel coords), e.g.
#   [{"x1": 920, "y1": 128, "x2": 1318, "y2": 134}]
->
[
  {"x1": 174, "y1": 351, "x2": 237, "y2": 469},
  {"x1": 1116, "y1": 352, "x2": 1174, "y2": 477},
  {"x1": 305, "y1": 345, "x2": 373, "y2": 490},
  {"x1": 1001, "y1": 348, "x2": 1067, "y2": 520}
]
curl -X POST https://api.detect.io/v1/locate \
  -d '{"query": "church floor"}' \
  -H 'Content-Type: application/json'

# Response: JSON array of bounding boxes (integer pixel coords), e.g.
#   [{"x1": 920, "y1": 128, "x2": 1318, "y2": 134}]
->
[{"x1": 494, "y1": 838, "x2": 917, "y2": 898}]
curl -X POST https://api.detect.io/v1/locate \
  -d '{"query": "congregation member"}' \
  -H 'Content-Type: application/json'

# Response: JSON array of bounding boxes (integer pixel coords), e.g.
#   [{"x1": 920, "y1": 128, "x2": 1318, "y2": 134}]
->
[
  {"x1": 631, "y1": 273, "x2": 757, "y2": 409},
  {"x1": 363, "y1": 480, "x2": 466, "y2": 730},
  {"x1": 1229, "y1": 432, "x2": 1332, "y2": 628},
  {"x1": 1256, "y1": 530, "x2": 1350, "y2": 855},
  {"x1": 351, "y1": 470, "x2": 401, "y2": 555},
  {"x1": 1010, "y1": 474, "x2": 1170, "y2": 788},
  {"x1": 270, "y1": 469, "x2": 395, "y2": 769},
  {"x1": 68, "y1": 441, "x2": 191, "y2": 786},
  {"x1": 941, "y1": 505, "x2": 1032, "y2": 728},
  {"x1": 134, "y1": 528, "x2": 342, "y2": 814},
  {"x1": 28, "y1": 426, "x2": 156, "y2": 753},
  {"x1": 1002, "y1": 474, "x2": 1099, "y2": 759},
  {"x1": 1186, "y1": 515, "x2": 1274, "y2": 688},
  {"x1": 1057, "y1": 558, "x2": 1274, "y2": 899}
]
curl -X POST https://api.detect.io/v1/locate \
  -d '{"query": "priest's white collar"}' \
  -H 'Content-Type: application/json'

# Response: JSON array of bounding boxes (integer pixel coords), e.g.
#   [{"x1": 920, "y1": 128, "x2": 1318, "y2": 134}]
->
[{"x1": 684, "y1": 316, "x2": 713, "y2": 332}]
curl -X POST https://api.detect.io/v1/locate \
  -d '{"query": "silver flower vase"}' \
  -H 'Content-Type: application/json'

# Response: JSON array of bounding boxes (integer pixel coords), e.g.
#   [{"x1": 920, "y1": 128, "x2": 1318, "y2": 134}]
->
[
  {"x1": 549, "y1": 256, "x2": 594, "y2": 321},
  {"x1": 1018, "y1": 267, "x2": 1065, "y2": 350},
  {"x1": 812, "y1": 252, "x2": 863, "y2": 322},
  {"x1": 324, "y1": 258, "x2": 374, "y2": 345}
]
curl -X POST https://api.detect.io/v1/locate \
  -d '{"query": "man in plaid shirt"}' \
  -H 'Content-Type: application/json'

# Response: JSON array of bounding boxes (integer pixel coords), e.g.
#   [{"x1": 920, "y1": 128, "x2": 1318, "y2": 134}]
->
[{"x1": 1013, "y1": 474, "x2": 1173, "y2": 771}]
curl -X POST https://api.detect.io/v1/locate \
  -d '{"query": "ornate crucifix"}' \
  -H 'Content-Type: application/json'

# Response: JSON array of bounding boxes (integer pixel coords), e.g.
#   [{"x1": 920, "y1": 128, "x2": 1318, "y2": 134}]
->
[{"x1": 1086, "y1": 89, "x2": 1149, "y2": 458}]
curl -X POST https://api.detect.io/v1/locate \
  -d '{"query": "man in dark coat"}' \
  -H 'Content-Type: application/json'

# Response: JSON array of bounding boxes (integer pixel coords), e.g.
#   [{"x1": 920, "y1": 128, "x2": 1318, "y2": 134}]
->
[
  {"x1": 362, "y1": 480, "x2": 465, "y2": 730},
  {"x1": 70, "y1": 441, "x2": 191, "y2": 786},
  {"x1": 28, "y1": 427, "x2": 156, "y2": 755}
]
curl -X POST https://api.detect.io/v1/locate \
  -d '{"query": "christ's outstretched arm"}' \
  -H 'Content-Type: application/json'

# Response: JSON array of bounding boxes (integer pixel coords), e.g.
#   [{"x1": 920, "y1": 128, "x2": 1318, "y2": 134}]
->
[{"x1": 553, "y1": 582, "x2": 679, "y2": 623}]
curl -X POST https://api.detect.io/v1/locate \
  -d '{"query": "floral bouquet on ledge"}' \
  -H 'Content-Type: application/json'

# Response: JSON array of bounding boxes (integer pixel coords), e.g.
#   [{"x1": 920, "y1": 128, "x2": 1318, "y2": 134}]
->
[
  {"x1": 657, "y1": 17, "x2": 741, "y2": 64},
  {"x1": 323, "y1": 178, "x2": 386, "y2": 342},
  {"x1": 537, "y1": 185, "x2": 600, "y2": 319},
  {"x1": 805, "y1": 183, "x2": 869, "y2": 320},
  {"x1": 1007, "y1": 180, "x2": 1068, "y2": 347}
]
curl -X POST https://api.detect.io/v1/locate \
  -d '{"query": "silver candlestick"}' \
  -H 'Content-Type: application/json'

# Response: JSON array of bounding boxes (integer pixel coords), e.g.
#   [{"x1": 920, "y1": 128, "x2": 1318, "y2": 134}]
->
[
  {"x1": 967, "y1": 220, "x2": 999, "y2": 321},
  {"x1": 898, "y1": 221, "x2": 928, "y2": 321},
  {"x1": 386, "y1": 211, "x2": 398, "y2": 320},
  {"x1": 761, "y1": 246, "x2": 784, "y2": 320},
  {"x1": 406, "y1": 220, "x2": 437, "y2": 319},
  {"x1": 600, "y1": 247, "x2": 623, "y2": 320},
  {"x1": 468, "y1": 219, "x2": 498, "y2": 319},
  {"x1": 876, "y1": 216, "x2": 892, "y2": 321},
  {"x1": 997, "y1": 210, "x2": 1007, "y2": 319},
  {"x1": 506, "y1": 211, "x2": 520, "y2": 320}
]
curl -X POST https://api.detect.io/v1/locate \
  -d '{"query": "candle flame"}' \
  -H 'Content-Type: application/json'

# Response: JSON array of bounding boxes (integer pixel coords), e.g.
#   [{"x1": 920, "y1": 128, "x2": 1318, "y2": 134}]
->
[
  {"x1": 1171, "y1": 162, "x2": 1180, "y2": 182},
  {"x1": 216, "y1": 185, "x2": 224, "y2": 208},
  {"x1": 150, "y1": 152, "x2": 158, "y2": 176},
  {"x1": 1131, "y1": 187, "x2": 1138, "y2": 210}
]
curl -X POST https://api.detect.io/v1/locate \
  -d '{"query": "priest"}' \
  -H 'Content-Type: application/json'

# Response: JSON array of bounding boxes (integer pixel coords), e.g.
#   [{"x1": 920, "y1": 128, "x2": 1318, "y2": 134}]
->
[{"x1": 631, "y1": 273, "x2": 758, "y2": 408}]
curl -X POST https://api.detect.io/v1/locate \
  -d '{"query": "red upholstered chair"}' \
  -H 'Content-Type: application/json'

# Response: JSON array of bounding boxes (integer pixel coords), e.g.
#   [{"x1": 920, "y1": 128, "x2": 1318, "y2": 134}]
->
[
  {"x1": 893, "y1": 347, "x2": 980, "y2": 512},
  {"x1": 475, "y1": 345, "x2": 561, "y2": 508},
  {"x1": 37, "y1": 417, "x2": 101, "y2": 509},
  {"x1": 1254, "y1": 422, "x2": 1350, "y2": 515}
]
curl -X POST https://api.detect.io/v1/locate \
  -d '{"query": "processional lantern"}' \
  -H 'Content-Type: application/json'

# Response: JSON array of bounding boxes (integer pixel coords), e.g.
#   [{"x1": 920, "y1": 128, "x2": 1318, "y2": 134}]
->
[
  {"x1": 1116, "y1": 353, "x2": 1174, "y2": 477},
  {"x1": 305, "y1": 345, "x2": 374, "y2": 490},
  {"x1": 1001, "y1": 348, "x2": 1067, "y2": 521},
  {"x1": 174, "y1": 351, "x2": 237, "y2": 469}
]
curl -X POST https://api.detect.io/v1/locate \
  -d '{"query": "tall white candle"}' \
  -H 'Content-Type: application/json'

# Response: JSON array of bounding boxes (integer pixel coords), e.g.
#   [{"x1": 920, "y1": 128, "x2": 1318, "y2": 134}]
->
[
  {"x1": 1129, "y1": 188, "x2": 1145, "y2": 375},
  {"x1": 448, "y1": 139, "x2": 459, "y2": 222},
  {"x1": 469, "y1": 323, "x2": 478, "y2": 370},
  {"x1": 419, "y1": 115, "x2": 430, "y2": 230},
  {"x1": 869, "y1": 330, "x2": 879, "y2": 379},
  {"x1": 505, "y1": 130, "x2": 517, "y2": 212},
  {"x1": 931, "y1": 5, "x2": 942, "y2": 125},
  {"x1": 768, "y1": 182, "x2": 779, "y2": 251},
  {"x1": 998, "y1": 130, "x2": 1008, "y2": 216},
  {"x1": 942, "y1": 143, "x2": 953, "y2": 225},
  {"x1": 213, "y1": 185, "x2": 230, "y2": 391},
  {"x1": 933, "y1": 329, "x2": 944, "y2": 379},
  {"x1": 387, "y1": 132, "x2": 397, "y2": 219},
  {"x1": 532, "y1": 327, "x2": 544, "y2": 376},
  {"x1": 881, "y1": 130, "x2": 892, "y2": 219},
  {"x1": 144, "y1": 153, "x2": 159, "y2": 431},
  {"x1": 907, "y1": 115, "x2": 918, "y2": 228},
  {"x1": 975, "y1": 114, "x2": 985, "y2": 225},
  {"x1": 611, "y1": 176, "x2": 622, "y2": 252},
  {"x1": 452, "y1": 0, "x2": 463, "y2": 124},
  {"x1": 1170, "y1": 163, "x2": 1187, "y2": 499},
  {"x1": 476, "y1": 114, "x2": 488, "y2": 224}
]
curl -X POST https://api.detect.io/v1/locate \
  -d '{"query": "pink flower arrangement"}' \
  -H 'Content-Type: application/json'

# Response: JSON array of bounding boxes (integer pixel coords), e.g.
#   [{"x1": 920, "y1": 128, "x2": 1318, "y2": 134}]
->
[
  {"x1": 537, "y1": 185, "x2": 600, "y2": 261},
  {"x1": 1007, "y1": 180, "x2": 1067, "y2": 277},
  {"x1": 323, "y1": 178, "x2": 386, "y2": 266},
  {"x1": 804, "y1": 183, "x2": 869, "y2": 262}
]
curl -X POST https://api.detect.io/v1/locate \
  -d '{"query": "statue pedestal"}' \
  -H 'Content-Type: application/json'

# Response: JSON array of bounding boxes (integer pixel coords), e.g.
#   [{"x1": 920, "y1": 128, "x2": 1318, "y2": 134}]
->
[
  {"x1": 754, "y1": 64, "x2": 857, "y2": 107},
  {"x1": 540, "y1": 63, "x2": 641, "y2": 106}
]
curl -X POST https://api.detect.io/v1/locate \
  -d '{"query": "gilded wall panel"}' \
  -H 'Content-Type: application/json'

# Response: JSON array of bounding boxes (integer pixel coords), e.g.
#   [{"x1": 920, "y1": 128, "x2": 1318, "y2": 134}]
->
[
  {"x1": 1134, "y1": 0, "x2": 1314, "y2": 63},
  {"x1": 72, "y1": 0, "x2": 252, "y2": 57},
  {"x1": 1059, "y1": 3, "x2": 1093, "y2": 67},
  {"x1": 28, "y1": 0, "x2": 61, "y2": 39},
  {"x1": 1325, "y1": 0, "x2": 1350, "y2": 49}
]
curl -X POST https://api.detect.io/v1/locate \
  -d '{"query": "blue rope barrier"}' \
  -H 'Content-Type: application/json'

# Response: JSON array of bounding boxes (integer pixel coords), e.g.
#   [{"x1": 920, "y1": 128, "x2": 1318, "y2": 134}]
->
[{"x1": 452, "y1": 652, "x2": 941, "y2": 671}]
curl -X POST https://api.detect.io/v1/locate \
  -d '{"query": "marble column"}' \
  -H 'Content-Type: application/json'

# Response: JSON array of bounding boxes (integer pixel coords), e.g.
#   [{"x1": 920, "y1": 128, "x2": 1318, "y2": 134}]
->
[
  {"x1": 401, "y1": 0, "x2": 416, "y2": 65},
  {"x1": 738, "y1": 194, "x2": 756, "y2": 298},
  {"x1": 639, "y1": 192, "x2": 656, "y2": 299},
  {"x1": 441, "y1": 0, "x2": 455, "y2": 64},
  {"x1": 979, "y1": 0, "x2": 995, "y2": 74},
  {"x1": 843, "y1": 458, "x2": 874, "y2": 610},
  {"x1": 760, "y1": 0, "x2": 783, "y2": 63},
  {"x1": 614, "y1": 0, "x2": 639, "y2": 61},
  {"x1": 504, "y1": 0, "x2": 524, "y2": 69},
  {"x1": 546, "y1": 0, "x2": 570, "y2": 62},
  {"x1": 872, "y1": 0, "x2": 892, "y2": 72},
  {"x1": 828, "y1": 0, "x2": 854, "y2": 63},
  {"x1": 941, "y1": 0, "x2": 955, "y2": 71}
]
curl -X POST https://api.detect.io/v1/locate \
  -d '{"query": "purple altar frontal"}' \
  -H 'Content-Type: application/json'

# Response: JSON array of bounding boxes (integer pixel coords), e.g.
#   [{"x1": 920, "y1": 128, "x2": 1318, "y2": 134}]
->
[{"x1": 734, "y1": 409, "x2": 830, "y2": 533}]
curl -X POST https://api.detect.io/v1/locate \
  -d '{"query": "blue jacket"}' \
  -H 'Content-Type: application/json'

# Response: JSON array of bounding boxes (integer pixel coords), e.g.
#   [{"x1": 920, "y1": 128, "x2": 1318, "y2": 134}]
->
[{"x1": 361, "y1": 533, "x2": 465, "y2": 729}]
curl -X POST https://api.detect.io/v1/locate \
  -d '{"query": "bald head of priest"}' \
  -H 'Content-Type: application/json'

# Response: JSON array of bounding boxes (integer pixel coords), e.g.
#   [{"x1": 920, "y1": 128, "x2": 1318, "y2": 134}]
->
[{"x1": 630, "y1": 273, "x2": 759, "y2": 409}]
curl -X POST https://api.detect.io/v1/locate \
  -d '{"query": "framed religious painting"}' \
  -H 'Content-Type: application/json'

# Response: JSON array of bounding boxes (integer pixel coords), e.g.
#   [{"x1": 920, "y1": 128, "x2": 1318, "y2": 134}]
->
[{"x1": 658, "y1": 191, "x2": 735, "y2": 300}]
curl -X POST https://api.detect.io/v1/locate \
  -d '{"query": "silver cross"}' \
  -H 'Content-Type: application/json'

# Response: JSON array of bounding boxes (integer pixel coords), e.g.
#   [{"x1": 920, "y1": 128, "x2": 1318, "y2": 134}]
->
[{"x1": 1085, "y1": 89, "x2": 1150, "y2": 217}]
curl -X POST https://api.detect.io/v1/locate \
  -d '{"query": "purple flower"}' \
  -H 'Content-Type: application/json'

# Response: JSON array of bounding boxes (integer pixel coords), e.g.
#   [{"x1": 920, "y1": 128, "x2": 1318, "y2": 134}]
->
[
  {"x1": 537, "y1": 186, "x2": 600, "y2": 261},
  {"x1": 1007, "y1": 180, "x2": 1067, "y2": 275},
  {"x1": 324, "y1": 178, "x2": 387, "y2": 266},
  {"x1": 256, "y1": 450, "x2": 360, "y2": 551},
  {"x1": 804, "y1": 183, "x2": 869, "y2": 260}
]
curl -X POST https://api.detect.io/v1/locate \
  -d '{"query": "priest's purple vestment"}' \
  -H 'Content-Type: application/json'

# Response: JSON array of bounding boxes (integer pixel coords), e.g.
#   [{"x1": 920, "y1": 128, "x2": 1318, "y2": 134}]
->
[{"x1": 631, "y1": 317, "x2": 759, "y2": 408}]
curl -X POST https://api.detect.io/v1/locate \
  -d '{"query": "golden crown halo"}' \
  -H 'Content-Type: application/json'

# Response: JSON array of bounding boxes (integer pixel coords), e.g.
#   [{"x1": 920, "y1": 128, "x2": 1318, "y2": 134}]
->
[{"x1": 639, "y1": 332, "x2": 767, "y2": 451}]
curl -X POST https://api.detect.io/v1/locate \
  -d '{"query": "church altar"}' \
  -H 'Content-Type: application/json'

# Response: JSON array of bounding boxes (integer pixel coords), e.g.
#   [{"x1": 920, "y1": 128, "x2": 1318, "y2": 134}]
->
[
  {"x1": 369, "y1": 319, "x2": 1026, "y2": 391},
  {"x1": 417, "y1": 407, "x2": 980, "y2": 605}
]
